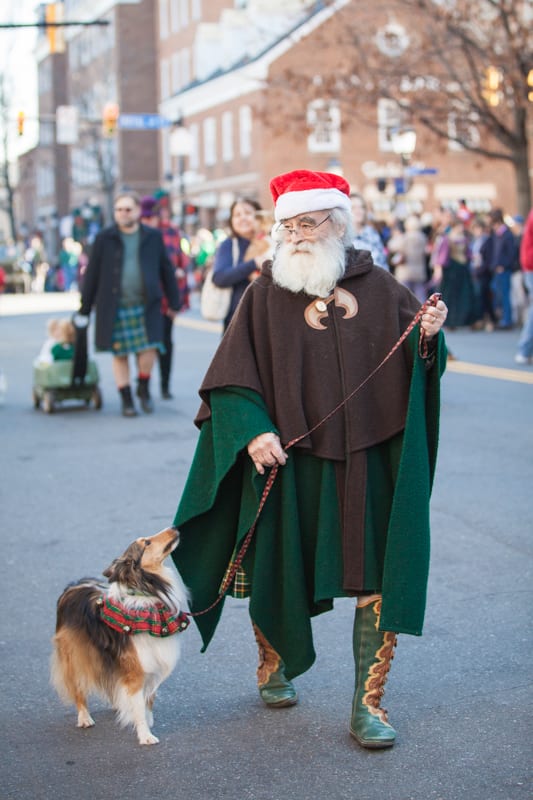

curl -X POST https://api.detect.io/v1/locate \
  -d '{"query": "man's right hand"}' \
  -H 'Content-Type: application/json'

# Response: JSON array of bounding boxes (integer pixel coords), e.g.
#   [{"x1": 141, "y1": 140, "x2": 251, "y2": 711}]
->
[{"x1": 247, "y1": 432, "x2": 287, "y2": 475}]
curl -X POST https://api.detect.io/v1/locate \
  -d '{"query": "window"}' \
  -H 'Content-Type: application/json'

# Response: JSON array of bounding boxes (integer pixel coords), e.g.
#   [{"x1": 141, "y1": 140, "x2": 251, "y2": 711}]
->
[
  {"x1": 188, "y1": 123, "x2": 199, "y2": 169},
  {"x1": 307, "y1": 99, "x2": 340, "y2": 153},
  {"x1": 171, "y1": 53, "x2": 180, "y2": 93},
  {"x1": 170, "y1": 0, "x2": 180, "y2": 32},
  {"x1": 160, "y1": 59, "x2": 170, "y2": 100},
  {"x1": 191, "y1": 0, "x2": 201, "y2": 21},
  {"x1": 222, "y1": 112, "x2": 233, "y2": 162},
  {"x1": 447, "y1": 112, "x2": 480, "y2": 151},
  {"x1": 239, "y1": 105, "x2": 252, "y2": 157},
  {"x1": 203, "y1": 117, "x2": 217, "y2": 166},
  {"x1": 180, "y1": 49, "x2": 190, "y2": 88},
  {"x1": 377, "y1": 98, "x2": 402, "y2": 152},
  {"x1": 159, "y1": 0, "x2": 169, "y2": 39},
  {"x1": 180, "y1": 0, "x2": 189, "y2": 27}
]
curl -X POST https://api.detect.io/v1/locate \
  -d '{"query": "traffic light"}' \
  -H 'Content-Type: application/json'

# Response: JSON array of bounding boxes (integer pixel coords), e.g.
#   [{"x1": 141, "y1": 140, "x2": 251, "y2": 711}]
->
[
  {"x1": 45, "y1": 2, "x2": 65, "y2": 54},
  {"x1": 102, "y1": 103, "x2": 120, "y2": 137},
  {"x1": 482, "y1": 66, "x2": 502, "y2": 107},
  {"x1": 17, "y1": 111, "x2": 25, "y2": 137}
]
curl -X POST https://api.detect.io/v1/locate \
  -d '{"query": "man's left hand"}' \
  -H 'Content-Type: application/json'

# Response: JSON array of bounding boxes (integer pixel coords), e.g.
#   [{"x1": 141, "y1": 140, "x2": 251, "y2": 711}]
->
[{"x1": 420, "y1": 299, "x2": 448, "y2": 338}]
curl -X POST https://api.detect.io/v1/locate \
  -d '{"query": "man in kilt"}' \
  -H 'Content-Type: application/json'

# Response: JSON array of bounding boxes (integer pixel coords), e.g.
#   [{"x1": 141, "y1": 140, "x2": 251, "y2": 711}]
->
[{"x1": 79, "y1": 192, "x2": 181, "y2": 416}]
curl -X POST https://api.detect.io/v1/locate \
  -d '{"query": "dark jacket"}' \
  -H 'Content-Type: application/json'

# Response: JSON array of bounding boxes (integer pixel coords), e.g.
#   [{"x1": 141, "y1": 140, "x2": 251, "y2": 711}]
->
[
  {"x1": 80, "y1": 223, "x2": 181, "y2": 351},
  {"x1": 212, "y1": 235, "x2": 258, "y2": 327},
  {"x1": 482, "y1": 225, "x2": 517, "y2": 273}
]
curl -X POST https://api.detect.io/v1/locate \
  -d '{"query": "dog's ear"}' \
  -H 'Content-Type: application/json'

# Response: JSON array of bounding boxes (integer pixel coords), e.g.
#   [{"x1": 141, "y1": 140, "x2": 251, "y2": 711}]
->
[{"x1": 103, "y1": 541, "x2": 144, "y2": 582}]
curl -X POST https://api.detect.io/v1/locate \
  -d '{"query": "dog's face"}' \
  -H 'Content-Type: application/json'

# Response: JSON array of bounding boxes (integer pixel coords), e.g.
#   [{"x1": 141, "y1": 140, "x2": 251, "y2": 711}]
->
[{"x1": 103, "y1": 527, "x2": 179, "y2": 583}]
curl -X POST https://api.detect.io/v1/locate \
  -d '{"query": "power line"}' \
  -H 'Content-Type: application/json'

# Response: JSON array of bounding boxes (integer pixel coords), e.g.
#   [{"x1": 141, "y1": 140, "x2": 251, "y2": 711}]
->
[{"x1": 0, "y1": 21, "x2": 110, "y2": 29}]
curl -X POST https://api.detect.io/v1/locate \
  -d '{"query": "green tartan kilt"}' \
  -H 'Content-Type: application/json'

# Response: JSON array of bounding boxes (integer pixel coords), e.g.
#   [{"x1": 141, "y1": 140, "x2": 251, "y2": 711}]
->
[{"x1": 110, "y1": 305, "x2": 164, "y2": 356}]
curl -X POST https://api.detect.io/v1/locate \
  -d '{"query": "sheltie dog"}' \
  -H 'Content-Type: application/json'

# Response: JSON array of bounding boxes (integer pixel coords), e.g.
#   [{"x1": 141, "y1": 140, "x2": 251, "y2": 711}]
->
[{"x1": 50, "y1": 526, "x2": 190, "y2": 745}]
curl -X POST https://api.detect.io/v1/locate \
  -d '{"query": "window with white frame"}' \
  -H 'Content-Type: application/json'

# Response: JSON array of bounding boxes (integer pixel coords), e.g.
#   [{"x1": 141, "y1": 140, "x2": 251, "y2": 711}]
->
[
  {"x1": 203, "y1": 117, "x2": 217, "y2": 166},
  {"x1": 306, "y1": 99, "x2": 340, "y2": 153},
  {"x1": 377, "y1": 98, "x2": 402, "y2": 152},
  {"x1": 239, "y1": 105, "x2": 252, "y2": 157},
  {"x1": 447, "y1": 111, "x2": 480, "y2": 151},
  {"x1": 188, "y1": 123, "x2": 199, "y2": 170},
  {"x1": 159, "y1": 0, "x2": 169, "y2": 39},
  {"x1": 222, "y1": 111, "x2": 233, "y2": 162},
  {"x1": 160, "y1": 59, "x2": 170, "y2": 100},
  {"x1": 170, "y1": 0, "x2": 180, "y2": 32},
  {"x1": 180, "y1": 0, "x2": 189, "y2": 27},
  {"x1": 171, "y1": 53, "x2": 180, "y2": 94},
  {"x1": 191, "y1": 0, "x2": 201, "y2": 20},
  {"x1": 180, "y1": 49, "x2": 190, "y2": 88}
]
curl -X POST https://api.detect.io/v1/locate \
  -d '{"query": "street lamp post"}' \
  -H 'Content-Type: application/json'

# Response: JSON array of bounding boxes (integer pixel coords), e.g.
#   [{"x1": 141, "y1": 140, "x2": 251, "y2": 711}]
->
[
  {"x1": 391, "y1": 127, "x2": 417, "y2": 216},
  {"x1": 169, "y1": 120, "x2": 192, "y2": 229}
]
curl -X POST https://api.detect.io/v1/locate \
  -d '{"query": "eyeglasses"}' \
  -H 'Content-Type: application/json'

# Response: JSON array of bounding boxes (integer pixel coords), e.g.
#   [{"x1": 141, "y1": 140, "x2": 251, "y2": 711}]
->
[
  {"x1": 277, "y1": 214, "x2": 331, "y2": 238},
  {"x1": 114, "y1": 207, "x2": 135, "y2": 213}
]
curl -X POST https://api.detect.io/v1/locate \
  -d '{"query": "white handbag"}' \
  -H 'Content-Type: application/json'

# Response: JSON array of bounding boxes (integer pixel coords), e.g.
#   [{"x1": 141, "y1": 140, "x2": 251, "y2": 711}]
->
[{"x1": 200, "y1": 238, "x2": 238, "y2": 321}]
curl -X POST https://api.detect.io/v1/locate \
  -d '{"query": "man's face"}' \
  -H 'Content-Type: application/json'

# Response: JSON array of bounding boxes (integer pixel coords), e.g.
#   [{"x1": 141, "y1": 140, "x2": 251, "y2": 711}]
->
[
  {"x1": 272, "y1": 209, "x2": 345, "y2": 298},
  {"x1": 276, "y1": 211, "x2": 333, "y2": 252},
  {"x1": 114, "y1": 197, "x2": 140, "y2": 232}
]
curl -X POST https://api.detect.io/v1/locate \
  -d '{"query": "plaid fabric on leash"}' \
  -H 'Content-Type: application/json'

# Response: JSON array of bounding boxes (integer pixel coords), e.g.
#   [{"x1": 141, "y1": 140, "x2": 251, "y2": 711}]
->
[{"x1": 111, "y1": 305, "x2": 164, "y2": 355}]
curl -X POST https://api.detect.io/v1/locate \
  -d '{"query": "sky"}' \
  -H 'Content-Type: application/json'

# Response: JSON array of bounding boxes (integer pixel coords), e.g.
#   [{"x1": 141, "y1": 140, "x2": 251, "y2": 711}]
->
[{"x1": 1, "y1": 1, "x2": 39, "y2": 157}]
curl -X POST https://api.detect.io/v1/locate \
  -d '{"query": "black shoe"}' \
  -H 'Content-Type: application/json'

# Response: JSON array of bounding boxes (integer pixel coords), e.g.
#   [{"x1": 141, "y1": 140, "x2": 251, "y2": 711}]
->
[
  {"x1": 161, "y1": 388, "x2": 173, "y2": 400},
  {"x1": 119, "y1": 385, "x2": 137, "y2": 417},
  {"x1": 136, "y1": 377, "x2": 154, "y2": 413}
]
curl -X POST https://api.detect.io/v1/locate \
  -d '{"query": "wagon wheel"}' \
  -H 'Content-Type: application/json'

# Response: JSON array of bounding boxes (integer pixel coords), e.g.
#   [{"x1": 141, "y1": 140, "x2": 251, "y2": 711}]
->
[
  {"x1": 92, "y1": 386, "x2": 103, "y2": 410},
  {"x1": 32, "y1": 388, "x2": 41, "y2": 409},
  {"x1": 42, "y1": 390, "x2": 55, "y2": 414}
]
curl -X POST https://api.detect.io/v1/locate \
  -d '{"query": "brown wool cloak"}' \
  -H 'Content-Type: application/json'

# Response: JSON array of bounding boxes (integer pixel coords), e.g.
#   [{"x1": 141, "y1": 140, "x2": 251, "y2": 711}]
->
[
  {"x1": 196, "y1": 248, "x2": 423, "y2": 457},
  {"x1": 191, "y1": 249, "x2": 441, "y2": 593}
]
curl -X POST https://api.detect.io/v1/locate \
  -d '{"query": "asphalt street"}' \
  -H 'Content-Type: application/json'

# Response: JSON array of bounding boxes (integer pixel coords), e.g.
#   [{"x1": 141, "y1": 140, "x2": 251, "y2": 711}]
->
[{"x1": 0, "y1": 293, "x2": 531, "y2": 800}]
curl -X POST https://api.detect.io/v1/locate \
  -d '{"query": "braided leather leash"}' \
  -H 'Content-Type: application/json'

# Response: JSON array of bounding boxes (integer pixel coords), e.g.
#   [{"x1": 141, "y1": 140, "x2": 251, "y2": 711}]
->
[{"x1": 188, "y1": 292, "x2": 442, "y2": 618}]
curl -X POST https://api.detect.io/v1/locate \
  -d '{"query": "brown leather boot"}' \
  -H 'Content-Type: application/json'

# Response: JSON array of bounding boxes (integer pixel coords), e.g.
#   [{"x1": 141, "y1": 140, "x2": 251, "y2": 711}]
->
[{"x1": 252, "y1": 623, "x2": 297, "y2": 708}]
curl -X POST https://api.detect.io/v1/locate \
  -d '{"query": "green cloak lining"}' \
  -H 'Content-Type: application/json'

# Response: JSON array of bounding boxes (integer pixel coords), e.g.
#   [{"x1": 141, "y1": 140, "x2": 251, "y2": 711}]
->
[{"x1": 173, "y1": 330, "x2": 446, "y2": 680}]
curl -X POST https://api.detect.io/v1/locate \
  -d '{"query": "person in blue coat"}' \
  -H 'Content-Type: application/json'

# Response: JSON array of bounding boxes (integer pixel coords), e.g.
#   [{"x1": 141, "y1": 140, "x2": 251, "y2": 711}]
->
[{"x1": 212, "y1": 198, "x2": 270, "y2": 331}]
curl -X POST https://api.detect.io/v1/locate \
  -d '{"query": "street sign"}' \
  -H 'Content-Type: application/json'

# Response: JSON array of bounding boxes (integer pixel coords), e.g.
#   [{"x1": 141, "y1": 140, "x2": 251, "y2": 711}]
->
[
  {"x1": 406, "y1": 167, "x2": 439, "y2": 176},
  {"x1": 56, "y1": 105, "x2": 79, "y2": 144},
  {"x1": 118, "y1": 113, "x2": 172, "y2": 130}
]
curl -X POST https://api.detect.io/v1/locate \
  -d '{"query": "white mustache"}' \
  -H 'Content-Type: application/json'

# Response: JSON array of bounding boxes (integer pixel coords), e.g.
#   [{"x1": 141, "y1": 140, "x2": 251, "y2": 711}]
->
[{"x1": 290, "y1": 242, "x2": 313, "y2": 254}]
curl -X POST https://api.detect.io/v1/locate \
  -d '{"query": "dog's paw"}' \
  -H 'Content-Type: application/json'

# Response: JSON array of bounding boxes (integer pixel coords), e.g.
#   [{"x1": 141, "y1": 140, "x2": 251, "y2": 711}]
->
[
  {"x1": 77, "y1": 710, "x2": 95, "y2": 728},
  {"x1": 138, "y1": 732, "x2": 159, "y2": 745}
]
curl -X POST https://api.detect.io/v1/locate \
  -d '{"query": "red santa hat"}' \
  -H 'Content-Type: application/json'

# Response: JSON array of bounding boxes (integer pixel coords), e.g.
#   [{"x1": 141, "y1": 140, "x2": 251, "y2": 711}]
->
[{"x1": 270, "y1": 170, "x2": 351, "y2": 222}]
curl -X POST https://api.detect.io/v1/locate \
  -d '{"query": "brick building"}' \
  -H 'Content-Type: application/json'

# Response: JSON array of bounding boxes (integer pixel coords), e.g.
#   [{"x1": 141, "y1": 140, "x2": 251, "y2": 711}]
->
[{"x1": 17, "y1": 0, "x2": 532, "y2": 245}]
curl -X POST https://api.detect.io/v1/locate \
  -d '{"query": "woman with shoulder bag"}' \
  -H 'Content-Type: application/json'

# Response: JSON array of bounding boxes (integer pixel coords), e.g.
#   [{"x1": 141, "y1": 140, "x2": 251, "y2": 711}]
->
[{"x1": 211, "y1": 198, "x2": 267, "y2": 331}]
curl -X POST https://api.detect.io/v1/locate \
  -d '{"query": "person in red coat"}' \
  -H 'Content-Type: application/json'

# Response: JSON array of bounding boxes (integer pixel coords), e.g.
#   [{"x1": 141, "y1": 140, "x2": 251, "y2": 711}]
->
[{"x1": 514, "y1": 209, "x2": 533, "y2": 364}]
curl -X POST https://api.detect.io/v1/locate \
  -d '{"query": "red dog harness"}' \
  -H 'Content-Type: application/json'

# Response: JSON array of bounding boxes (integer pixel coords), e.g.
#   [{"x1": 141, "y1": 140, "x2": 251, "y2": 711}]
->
[{"x1": 98, "y1": 596, "x2": 190, "y2": 637}]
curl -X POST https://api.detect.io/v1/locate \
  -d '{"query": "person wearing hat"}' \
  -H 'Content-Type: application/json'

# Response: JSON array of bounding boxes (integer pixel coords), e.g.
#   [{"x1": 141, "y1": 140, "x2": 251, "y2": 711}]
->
[
  {"x1": 171, "y1": 170, "x2": 448, "y2": 748},
  {"x1": 79, "y1": 191, "x2": 181, "y2": 416},
  {"x1": 140, "y1": 194, "x2": 191, "y2": 399}
]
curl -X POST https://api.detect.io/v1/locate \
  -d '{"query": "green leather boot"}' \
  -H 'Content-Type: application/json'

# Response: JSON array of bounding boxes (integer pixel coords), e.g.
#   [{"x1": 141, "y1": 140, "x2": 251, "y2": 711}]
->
[
  {"x1": 252, "y1": 623, "x2": 297, "y2": 708},
  {"x1": 350, "y1": 598, "x2": 397, "y2": 749}
]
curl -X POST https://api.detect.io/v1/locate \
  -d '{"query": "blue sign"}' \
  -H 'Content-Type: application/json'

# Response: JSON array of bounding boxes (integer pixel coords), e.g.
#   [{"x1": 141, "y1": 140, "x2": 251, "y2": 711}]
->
[
  {"x1": 118, "y1": 114, "x2": 172, "y2": 130},
  {"x1": 406, "y1": 167, "x2": 439, "y2": 176}
]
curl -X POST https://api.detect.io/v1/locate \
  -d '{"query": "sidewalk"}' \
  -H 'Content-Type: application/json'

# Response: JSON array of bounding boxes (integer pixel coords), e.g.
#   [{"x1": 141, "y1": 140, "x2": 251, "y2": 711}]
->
[{"x1": 0, "y1": 289, "x2": 222, "y2": 334}]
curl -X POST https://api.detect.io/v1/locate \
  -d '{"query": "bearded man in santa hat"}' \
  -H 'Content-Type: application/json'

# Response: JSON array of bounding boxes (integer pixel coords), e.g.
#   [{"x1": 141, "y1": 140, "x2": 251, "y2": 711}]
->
[{"x1": 172, "y1": 170, "x2": 448, "y2": 749}]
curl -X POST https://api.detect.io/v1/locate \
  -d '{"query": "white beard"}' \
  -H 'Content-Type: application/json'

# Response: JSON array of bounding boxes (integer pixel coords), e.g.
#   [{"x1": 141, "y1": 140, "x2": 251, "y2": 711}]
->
[{"x1": 271, "y1": 237, "x2": 346, "y2": 297}]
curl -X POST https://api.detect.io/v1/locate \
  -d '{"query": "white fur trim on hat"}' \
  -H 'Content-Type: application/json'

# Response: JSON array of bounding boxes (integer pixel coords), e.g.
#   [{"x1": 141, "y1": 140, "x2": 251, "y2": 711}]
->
[{"x1": 274, "y1": 188, "x2": 351, "y2": 222}]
